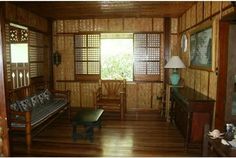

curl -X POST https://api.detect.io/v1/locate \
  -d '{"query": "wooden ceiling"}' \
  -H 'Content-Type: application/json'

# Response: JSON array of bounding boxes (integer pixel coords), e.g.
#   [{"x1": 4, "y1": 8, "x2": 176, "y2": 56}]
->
[{"x1": 13, "y1": 1, "x2": 195, "y2": 19}]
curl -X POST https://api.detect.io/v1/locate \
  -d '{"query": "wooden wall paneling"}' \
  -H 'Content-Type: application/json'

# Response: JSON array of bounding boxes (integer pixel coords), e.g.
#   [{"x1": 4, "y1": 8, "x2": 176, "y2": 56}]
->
[
  {"x1": 152, "y1": 83, "x2": 162, "y2": 110},
  {"x1": 28, "y1": 12, "x2": 37, "y2": 29},
  {"x1": 197, "y1": 2, "x2": 203, "y2": 24},
  {"x1": 64, "y1": 20, "x2": 78, "y2": 33},
  {"x1": 204, "y1": 1, "x2": 212, "y2": 20},
  {"x1": 222, "y1": 1, "x2": 232, "y2": 9},
  {"x1": 55, "y1": 82, "x2": 65, "y2": 91},
  {"x1": 209, "y1": 72, "x2": 217, "y2": 100},
  {"x1": 178, "y1": 16, "x2": 182, "y2": 33},
  {"x1": 194, "y1": 70, "x2": 201, "y2": 93},
  {"x1": 80, "y1": 82, "x2": 97, "y2": 107},
  {"x1": 5, "y1": 2, "x2": 16, "y2": 22},
  {"x1": 137, "y1": 83, "x2": 151, "y2": 109},
  {"x1": 160, "y1": 33, "x2": 164, "y2": 81},
  {"x1": 190, "y1": 4, "x2": 197, "y2": 27},
  {"x1": 135, "y1": 18, "x2": 152, "y2": 32},
  {"x1": 212, "y1": 2, "x2": 221, "y2": 15},
  {"x1": 200, "y1": 71, "x2": 209, "y2": 96},
  {"x1": 56, "y1": 20, "x2": 64, "y2": 33},
  {"x1": 54, "y1": 35, "x2": 65, "y2": 81},
  {"x1": 94, "y1": 19, "x2": 108, "y2": 31},
  {"x1": 153, "y1": 18, "x2": 164, "y2": 32},
  {"x1": 181, "y1": 13, "x2": 186, "y2": 31},
  {"x1": 108, "y1": 18, "x2": 123, "y2": 32},
  {"x1": 126, "y1": 83, "x2": 137, "y2": 110},
  {"x1": 16, "y1": 6, "x2": 28, "y2": 25},
  {"x1": 64, "y1": 35, "x2": 74, "y2": 80},
  {"x1": 171, "y1": 18, "x2": 178, "y2": 34},
  {"x1": 124, "y1": 18, "x2": 136, "y2": 32},
  {"x1": 170, "y1": 35, "x2": 177, "y2": 55},
  {"x1": 78, "y1": 19, "x2": 94, "y2": 31},
  {"x1": 186, "y1": 9, "x2": 191, "y2": 29},
  {"x1": 0, "y1": 5, "x2": 10, "y2": 156},
  {"x1": 188, "y1": 69, "x2": 195, "y2": 90}
]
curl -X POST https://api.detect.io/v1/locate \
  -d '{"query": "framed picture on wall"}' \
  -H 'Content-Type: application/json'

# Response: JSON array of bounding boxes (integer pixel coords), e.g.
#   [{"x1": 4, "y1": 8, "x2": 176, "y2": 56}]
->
[{"x1": 190, "y1": 25, "x2": 213, "y2": 71}]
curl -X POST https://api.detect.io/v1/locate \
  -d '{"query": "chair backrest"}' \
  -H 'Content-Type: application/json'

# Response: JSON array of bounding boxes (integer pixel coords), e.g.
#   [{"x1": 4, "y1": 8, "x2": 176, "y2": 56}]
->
[{"x1": 99, "y1": 79, "x2": 126, "y2": 98}]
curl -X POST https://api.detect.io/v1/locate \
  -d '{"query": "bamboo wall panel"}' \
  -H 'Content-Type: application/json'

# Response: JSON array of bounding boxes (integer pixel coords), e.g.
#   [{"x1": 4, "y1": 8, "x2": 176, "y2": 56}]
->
[
  {"x1": 5, "y1": 2, "x2": 48, "y2": 32},
  {"x1": 200, "y1": 71, "x2": 209, "y2": 96},
  {"x1": 211, "y1": 2, "x2": 221, "y2": 15},
  {"x1": 80, "y1": 83, "x2": 98, "y2": 107},
  {"x1": 178, "y1": 16, "x2": 182, "y2": 33},
  {"x1": 56, "y1": 20, "x2": 64, "y2": 33},
  {"x1": 78, "y1": 19, "x2": 94, "y2": 31},
  {"x1": 137, "y1": 83, "x2": 151, "y2": 109},
  {"x1": 181, "y1": 13, "x2": 186, "y2": 31},
  {"x1": 186, "y1": 10, "x2": 190, "y2": 29},
  {"x1": 196, "y1": 2, "x2": 203, "y2": 24},
  {"x1": 171, "y1": 18, "x2": 178, "y2": 34},
  {"x1": 63, "y1": 35, "x2": 74, "y2": 80},
  {"x1": 94, "y1": 19, "x2": 108, "y2": 31},
  {"x1": 108, "y1": 18, "x2": 123, "y2": 32},
  {"x1": 160, "y1": 34, "x2": 164, "y2": 81},
  {"x1": 152, "y1": 83, "x2": 163, "y2": 109},
  {"x1": 64, "y1": 20, "x2": 79, "y2": 33},
  {"x1": 204, "y1": 2, "x2": 211, "y2": 19},
  {"x1": 190, "y1": 5, "x2": 197, "y2": 27},
  {"x1": 153, "y1": 18, "x2": 164, "y2": 32},
  {"x1": 54, "y1": 36, "x2": 65, "y2": 81},
  {"x1": 126, "y1": 83, "x2": 137, "y2": 109},
  {"x1": 123, "y1": 18, "x2": 136, "y2": 32},
  {"x1": 170, "y1": 35, "x2": 177, "y2": 55},
  {"x1": 66, "y1": 82, "x2": 80, "y2": 107},
  {"x1": 209, "y1": 72, "x2": 217, "y2": 99}
]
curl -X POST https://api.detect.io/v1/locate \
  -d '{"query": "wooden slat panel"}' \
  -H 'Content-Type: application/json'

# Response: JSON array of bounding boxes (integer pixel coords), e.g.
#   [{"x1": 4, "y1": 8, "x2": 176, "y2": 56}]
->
[
  {"x1": 204, "y1": 2, "x2": 211, "y2": 19},
  {"x1": 108, "y1": 18, "x2": 123, "y2": 32},
  {"x1": 64, "y1": 20, "x2": 79, "y2": 33},
  {"x1": 181, "y1": 13, "x2": 186, "y2": 31},
  {"x1": 171, "y1": 18, "x2": 178, "y2": 34},
  {"x1": 80, "y1": 82, "x2": 98, "y2": 107},
  {"x1": 211, "y1": 1, "x2": 221, "y2": 15},
  {"x1": 186, "y1": 9, "x2": 190, "y2": 29},
  {"x1": 126, "y1": 83, "x2": 137, "y2": 109},
  {"x1": 124, "y1": 18, "x2": 136, "y2": 32},
  {"x1": 197, "y1": 2, "x2": 203, "y2": 24},
  {"x1": 78, "y1": 19, "x2": 94, "y2": 31},
  {"x1": 152, "y1": 83, "x2": 163, "y2": 110},
  {"x1": 200, "y1": 71, "x2": 208, "y2": 96},
  {"x1": 190, "y1": 4, "x2": 197, "y2": 27},
  {"x1": 94, "y1": 19, "x2": 108, "y2": 31},
  {"x1": 64, "y1": 35, "x2": 74, "y2": 80},
  {"x1": 137, "y1": 83, "x2": 151, "y2": 109},
  {"x1": 153, "y1": 18, "x2": 164, "y2": 32},
  {"x1": 5, "y1": 2, "x2": 17, "y2": 22}
]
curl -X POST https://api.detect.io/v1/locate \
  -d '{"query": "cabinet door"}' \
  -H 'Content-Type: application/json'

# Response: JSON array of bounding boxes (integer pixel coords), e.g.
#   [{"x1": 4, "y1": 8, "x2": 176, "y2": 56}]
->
[{"x1": 174, "y1": 97, "x2": 188, "y2": 137}]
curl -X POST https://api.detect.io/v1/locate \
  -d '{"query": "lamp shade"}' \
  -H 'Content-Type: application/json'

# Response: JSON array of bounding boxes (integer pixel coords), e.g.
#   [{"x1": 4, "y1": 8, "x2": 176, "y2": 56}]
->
[{"x1": 164, "y1": 56, "x2": 186, "y2": 69}]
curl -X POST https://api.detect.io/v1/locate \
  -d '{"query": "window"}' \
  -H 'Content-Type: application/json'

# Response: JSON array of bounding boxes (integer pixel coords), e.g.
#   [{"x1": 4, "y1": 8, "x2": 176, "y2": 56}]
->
[
  {"x1": 9, "y1": 23, "x2": 29, "y2": 89},
  {"x1": 133, "y1": 33, "x2": 161, "y2": 81},
  {"x1": 74, "y1": 33, "x2": 100, "y2": 81},
  {"x1": 74, "y1": 32, "x2": 162, "y2": 82},
  {"x1": 101, "y1": 33, "x2": 133, "y2": 81}
]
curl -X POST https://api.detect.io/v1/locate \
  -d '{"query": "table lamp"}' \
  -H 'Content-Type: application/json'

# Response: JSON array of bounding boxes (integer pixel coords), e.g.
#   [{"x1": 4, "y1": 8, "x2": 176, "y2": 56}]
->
[{"x1": 164, "y1": 56, "x2": 186, "y2": 85}]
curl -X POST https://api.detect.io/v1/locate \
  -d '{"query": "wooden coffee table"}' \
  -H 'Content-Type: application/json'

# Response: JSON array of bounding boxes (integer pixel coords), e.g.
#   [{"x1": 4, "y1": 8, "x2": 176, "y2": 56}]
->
[{"x1": 72, "y1": 108, "x2": 104, "y2": 142}]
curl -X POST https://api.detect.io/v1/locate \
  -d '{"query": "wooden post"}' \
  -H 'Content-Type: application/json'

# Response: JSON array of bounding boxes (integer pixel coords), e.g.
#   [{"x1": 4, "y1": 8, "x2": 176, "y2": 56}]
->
[
  {"x1": 25, "y1": 112, "x2": 31, "y2": 153},
  {"x1": 202, "y1": 123, "x2": 209, "y2": 156}
]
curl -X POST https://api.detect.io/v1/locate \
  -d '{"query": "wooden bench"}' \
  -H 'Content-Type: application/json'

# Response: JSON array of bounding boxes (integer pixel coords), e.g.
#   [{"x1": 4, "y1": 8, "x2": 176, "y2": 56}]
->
[{"x1": 8, "y1": 85, "x2": 71, "y2": 152}]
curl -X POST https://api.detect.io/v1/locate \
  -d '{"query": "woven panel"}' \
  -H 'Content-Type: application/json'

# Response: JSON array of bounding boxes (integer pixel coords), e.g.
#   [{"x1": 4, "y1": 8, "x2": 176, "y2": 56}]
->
[
  {"x1": 134, "y1": 34, "x2": 146, "y2": 47},
  {"x1": 30, "y1": 63, "x2": 44, "y2": 78},
  {"x1": 75, "y1": 35, "x2": 86, "y2": 47},
  {"x1": 29, "y1": 47, "x2": 44, "y2": 62},
  {"x1": 29, "y1": 31, "x2": 43, "y2": 47},
  {"x1": 75, "y1": 34, "x2": 100, "y2": 77},
  {"x1": 133, "y1": 33, "x2": 161, "y2": 80}
]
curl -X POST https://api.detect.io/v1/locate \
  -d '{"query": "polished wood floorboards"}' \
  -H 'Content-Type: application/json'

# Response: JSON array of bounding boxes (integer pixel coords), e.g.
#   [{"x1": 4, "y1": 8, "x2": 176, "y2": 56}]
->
[{"x1": 11, "y1": 110, "x2": 202, "y2": 157}]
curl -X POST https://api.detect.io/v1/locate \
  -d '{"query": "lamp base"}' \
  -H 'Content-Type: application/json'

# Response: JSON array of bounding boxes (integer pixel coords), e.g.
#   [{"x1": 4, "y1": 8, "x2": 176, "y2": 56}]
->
[{"x1": 170, "y1": 72, "x2": 180, "y2": 85}]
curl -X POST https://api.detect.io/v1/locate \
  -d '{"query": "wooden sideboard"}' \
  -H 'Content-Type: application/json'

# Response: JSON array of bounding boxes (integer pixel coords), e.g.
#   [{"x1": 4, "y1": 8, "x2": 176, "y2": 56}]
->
[{"x1": 171, "y1": 87, "x2": 215, "y2": 148}]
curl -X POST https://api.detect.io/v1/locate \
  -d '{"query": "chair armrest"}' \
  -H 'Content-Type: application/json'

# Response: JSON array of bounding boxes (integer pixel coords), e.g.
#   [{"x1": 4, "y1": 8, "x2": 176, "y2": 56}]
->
[
  {"x1": 50, "y1": 89, "x2": 71, "y2": 103},
  {"x1": 9, "y1": 110, "x2": 32, "y2": 126}
]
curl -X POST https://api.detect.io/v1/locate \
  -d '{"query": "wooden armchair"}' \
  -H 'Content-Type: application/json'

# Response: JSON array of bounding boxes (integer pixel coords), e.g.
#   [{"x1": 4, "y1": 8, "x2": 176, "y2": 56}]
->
[{"x1": 93, "y1": 79, "x2": 126, "y2": 120}]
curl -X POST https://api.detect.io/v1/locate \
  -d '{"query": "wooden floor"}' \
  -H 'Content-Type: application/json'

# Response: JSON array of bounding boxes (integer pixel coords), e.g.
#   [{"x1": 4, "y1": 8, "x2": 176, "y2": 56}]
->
[{"x1": 10, "y1": 110, "x2": 202, "y2": 157}]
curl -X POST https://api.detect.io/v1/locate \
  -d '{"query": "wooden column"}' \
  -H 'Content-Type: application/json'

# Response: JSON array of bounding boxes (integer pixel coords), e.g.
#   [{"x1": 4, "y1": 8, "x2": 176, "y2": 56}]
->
[{"x1": 0, "y1": 3, "x2": 9, "y2": 156}]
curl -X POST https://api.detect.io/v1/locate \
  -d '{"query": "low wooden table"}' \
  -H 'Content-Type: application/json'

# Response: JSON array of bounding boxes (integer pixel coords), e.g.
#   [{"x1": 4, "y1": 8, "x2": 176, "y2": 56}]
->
[{"x1": 72, "y1": 108, "x2": 104, "y2": 142}]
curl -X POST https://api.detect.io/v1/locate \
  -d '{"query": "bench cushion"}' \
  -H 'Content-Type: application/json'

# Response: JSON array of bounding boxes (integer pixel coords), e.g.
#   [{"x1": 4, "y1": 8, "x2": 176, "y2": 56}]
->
[{"x1": 11, "y1": 98, "x2": 67, "y2": 128}]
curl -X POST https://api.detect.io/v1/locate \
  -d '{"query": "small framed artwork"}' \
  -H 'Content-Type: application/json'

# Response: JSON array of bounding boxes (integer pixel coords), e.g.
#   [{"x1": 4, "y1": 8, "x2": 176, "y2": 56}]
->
[{"x1": 190, "y1": 24, "x2": 213, "y2": 71}]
